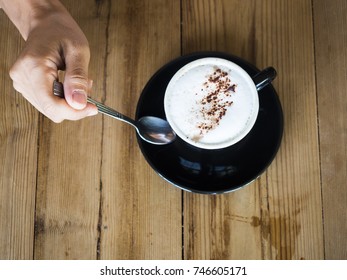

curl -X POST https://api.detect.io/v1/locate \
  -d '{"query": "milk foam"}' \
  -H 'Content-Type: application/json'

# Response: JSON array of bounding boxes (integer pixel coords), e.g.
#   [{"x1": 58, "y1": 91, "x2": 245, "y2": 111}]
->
[{"x1": 164, "y1": 58, "x2": 259, "y2": 149}]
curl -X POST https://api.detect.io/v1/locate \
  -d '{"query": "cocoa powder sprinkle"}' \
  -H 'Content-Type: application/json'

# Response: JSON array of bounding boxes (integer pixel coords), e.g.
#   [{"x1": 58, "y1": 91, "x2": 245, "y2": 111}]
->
[{"x1": 196, "y1": 68, "x2": 238, "y2": 136}]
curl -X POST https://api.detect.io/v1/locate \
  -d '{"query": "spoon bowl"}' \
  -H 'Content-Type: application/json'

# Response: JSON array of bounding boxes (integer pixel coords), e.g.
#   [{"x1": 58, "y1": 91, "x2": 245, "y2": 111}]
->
[
  {"x1": 136, "y1": 116, "x2": 176, "y2": 144},
  {"x1": 53, "y1": 81, "x2": 176, "y2": 145}
]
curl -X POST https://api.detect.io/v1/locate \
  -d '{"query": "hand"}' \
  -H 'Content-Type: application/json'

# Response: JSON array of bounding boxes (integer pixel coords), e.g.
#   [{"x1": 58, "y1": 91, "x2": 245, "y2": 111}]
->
[{"x1": 2, "y1": 1, "x2": 98, "y2": 122}]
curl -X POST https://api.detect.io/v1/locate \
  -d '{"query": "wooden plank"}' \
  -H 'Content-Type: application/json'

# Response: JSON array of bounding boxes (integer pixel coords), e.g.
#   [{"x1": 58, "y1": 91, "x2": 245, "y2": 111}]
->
[
  {"x1": 182, "y1": 0, "x2": 324, "y2": 259},
  {"x1": 33, "y1": 0, "x2": 106, "y2": 259},
  {"x1": 182, "y1": 0, "x2": 263, "y2": 260},
  {"x1": 98, "y1": 0, "x2": 182, "y2": 259},
  {"x1": 0, "y1": 12, "x2": 38, "y2": 259},
  {"x1": 313, "y1": 0, "x2": 347, "y2": 259},
  {"x1": 255, "y1": 0, "x2": 323, "y2": 260}
]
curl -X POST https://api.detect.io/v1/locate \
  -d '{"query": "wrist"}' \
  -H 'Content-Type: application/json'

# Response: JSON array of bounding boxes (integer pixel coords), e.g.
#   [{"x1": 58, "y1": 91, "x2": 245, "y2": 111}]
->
[{"x1": 0, "y1": 0, "x2": 65, "y2": 40}]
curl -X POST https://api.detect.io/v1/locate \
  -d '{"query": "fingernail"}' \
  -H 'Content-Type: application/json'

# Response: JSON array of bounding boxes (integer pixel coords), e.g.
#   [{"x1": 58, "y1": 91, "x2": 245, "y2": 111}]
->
[{"x1": 72, "y1": 90, "x2": 87, "y2": 108}]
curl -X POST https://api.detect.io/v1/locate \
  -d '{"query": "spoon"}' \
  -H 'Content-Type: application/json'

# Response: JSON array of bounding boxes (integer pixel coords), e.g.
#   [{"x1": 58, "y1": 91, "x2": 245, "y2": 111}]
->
[{"x1": 53, "y1": 81, "x2": 176, "y2": 145}]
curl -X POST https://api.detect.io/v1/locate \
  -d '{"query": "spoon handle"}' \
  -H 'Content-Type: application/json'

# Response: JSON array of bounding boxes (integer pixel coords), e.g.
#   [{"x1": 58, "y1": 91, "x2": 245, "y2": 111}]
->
[
  {"x1": 53, "y1": 81, "x2": 136, "y2": 127},
  {"x1": 85, "y1": 97, "x2": 136, "y2": 126}
]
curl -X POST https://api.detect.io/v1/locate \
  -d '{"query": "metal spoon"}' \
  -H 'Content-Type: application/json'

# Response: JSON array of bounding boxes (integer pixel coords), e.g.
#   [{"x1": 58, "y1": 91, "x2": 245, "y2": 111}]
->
[{"x1": 53, "y1": 81, "x2": 176, "y2": 145}]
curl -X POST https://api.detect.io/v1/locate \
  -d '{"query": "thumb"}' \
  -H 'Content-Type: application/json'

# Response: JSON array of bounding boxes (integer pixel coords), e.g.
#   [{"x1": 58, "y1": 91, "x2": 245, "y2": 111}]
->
[{"x1": 63, "y1": 47, "x2": 90, "y2": 110}]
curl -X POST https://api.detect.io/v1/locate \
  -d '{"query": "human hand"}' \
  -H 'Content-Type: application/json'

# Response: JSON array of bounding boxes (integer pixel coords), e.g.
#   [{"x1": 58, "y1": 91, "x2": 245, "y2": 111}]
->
[{"x1": 3, "y1": 1, "x2": 98, "y2": 122}]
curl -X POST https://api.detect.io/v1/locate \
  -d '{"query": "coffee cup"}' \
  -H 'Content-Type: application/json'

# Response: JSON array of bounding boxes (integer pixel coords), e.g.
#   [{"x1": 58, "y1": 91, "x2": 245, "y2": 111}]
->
[{"x1": 164, "y1": 57, "x2": 276, "y2": 149}]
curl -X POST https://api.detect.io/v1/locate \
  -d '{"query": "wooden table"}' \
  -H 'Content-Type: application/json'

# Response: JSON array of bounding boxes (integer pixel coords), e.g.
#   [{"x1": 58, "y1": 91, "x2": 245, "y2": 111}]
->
[{"x1": 0, "y1": 0, "x2": 346, "y2": 260}]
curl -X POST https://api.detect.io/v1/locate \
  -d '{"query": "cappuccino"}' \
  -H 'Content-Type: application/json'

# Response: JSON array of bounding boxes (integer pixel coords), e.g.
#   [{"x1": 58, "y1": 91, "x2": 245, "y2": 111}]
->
[{"x1": 164, "y1": 58, "x2": 259, "y2": 149}]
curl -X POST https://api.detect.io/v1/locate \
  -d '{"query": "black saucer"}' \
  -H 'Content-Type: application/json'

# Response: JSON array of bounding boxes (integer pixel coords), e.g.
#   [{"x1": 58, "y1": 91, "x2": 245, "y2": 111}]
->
[{"x1": 135, "y1": 52, "x2": 283, "y2": 194}]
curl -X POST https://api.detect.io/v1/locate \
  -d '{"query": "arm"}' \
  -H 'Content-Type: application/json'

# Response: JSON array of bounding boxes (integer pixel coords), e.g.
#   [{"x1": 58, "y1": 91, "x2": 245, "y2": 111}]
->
[{"x1": 0, "y1": 0, "x2": 97, "y2": 122}]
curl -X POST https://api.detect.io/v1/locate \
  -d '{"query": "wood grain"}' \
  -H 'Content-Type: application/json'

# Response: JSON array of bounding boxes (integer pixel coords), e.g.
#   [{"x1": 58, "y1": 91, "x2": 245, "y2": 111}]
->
[
  {"x1": 96, "y1": 0, "x2": 182, "y2": 259},
  {"x1": 313, "y1": 0, "x2": 347, "y2": 259},
  {"x1": 0, "y1": 12, "x2": 38, "y2": 259},
  {"x1": 182, "y1": 0, "x2": 324, "y2": 259}
]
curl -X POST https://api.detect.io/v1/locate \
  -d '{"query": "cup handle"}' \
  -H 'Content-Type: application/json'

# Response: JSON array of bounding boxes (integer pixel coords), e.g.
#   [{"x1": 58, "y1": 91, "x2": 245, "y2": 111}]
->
[{"x1": 252, "y1": 67, "x2": 277, "y2": 91}]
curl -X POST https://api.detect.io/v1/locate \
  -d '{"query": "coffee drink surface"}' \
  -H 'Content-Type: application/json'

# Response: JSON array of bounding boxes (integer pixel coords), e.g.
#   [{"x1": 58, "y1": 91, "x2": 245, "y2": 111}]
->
[{"x1": 164, "y1": 58, "x2": 259, "y2": 149}]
